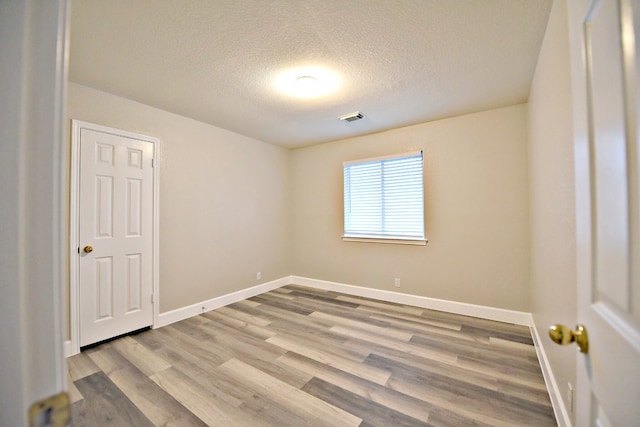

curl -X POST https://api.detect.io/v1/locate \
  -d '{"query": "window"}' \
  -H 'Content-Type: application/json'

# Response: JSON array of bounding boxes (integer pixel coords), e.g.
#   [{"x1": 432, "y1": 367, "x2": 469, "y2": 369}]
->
[{"x1": 343, "y1": 151, "x2": 426, "y2": 244}]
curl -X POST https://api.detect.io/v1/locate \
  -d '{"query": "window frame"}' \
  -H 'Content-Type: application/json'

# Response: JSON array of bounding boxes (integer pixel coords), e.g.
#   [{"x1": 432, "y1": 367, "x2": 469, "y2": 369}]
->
[{"x1": 342, "y1": 151, "x2": 427, "y2": 245}]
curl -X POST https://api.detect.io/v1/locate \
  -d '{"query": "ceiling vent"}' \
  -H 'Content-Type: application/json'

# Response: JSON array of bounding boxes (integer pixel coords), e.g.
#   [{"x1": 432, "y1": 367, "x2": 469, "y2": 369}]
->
[{"x1": 339, "y1": 112, "x2": 364, "y2": 122}]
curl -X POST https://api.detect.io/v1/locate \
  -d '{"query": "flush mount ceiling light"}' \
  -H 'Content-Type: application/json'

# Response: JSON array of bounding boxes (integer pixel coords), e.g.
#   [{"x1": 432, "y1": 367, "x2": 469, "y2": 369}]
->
[
  {"x1": 275, "y1": 67, "x2": 339, "y2": 99},
  {"x1": 294, "y1": 76, "x2": 320, "y2": 97}
]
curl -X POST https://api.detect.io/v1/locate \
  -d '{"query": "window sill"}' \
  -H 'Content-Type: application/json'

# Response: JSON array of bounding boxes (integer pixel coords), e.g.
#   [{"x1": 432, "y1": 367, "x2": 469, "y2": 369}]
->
[{"x1": 342, "y1": 236, "x2": 428, "y2": 246}]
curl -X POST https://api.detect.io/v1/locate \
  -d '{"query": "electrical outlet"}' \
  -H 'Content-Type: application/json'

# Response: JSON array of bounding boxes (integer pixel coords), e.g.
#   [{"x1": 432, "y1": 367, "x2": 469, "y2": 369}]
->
[
  {"x1": 394, "y1": 278, "x2": 401, "y2": 287},
  {"x1": 256, "y1": 272, "x2": 262, "y2": 280},
  {"x1": 567, "y1": 382, "x2": 574, "y2": 413}
]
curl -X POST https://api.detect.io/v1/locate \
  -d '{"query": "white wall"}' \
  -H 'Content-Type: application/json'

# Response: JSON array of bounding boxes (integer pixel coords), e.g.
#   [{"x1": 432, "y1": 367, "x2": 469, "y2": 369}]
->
[
  {"x1": 68, "y1": 83, "x2": 292, "y2": 313},
  {"x1": 527, "y1": 0, "x2": 577, "y2": 423},
  {"x1": 291, "y1": 105, "x2": 531, "y2": 311}
]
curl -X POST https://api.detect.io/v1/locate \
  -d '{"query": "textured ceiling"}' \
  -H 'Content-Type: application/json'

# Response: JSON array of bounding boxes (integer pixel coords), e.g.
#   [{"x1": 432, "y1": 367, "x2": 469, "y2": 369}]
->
[{"x1": 69, "y1": 0, "x2": 552, "y2": 148}]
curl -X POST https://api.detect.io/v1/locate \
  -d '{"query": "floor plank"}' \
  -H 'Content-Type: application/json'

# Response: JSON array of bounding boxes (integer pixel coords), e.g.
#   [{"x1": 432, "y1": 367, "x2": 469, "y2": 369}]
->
[
  {"x1": 71, "y1": 371, "x2": 155, "y2": 427},
  {"x1": 302, "y1": 377, "x2": 429, "y2": 427},
  {"x1": 278, "y1": 351, "x2": 433, "y2": 422},
  {"x1": 217, "y1": 358, "x2": 362, "y2": 427},
  {"x1": 87, "y1": 345, "x2": 208, "y2": 426}
]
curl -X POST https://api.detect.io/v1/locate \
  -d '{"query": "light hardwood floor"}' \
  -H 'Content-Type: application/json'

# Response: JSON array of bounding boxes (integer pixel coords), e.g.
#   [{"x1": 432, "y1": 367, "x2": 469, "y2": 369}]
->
[{"x1": 67, "y1": 284, "x2": 556, "y2": 426}]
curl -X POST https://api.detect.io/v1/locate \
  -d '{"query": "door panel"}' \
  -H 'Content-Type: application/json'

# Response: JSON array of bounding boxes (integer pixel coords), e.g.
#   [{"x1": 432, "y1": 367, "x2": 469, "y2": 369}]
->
[
  {"x1": 78, "y1": 128, "x2": 154, "y2": 347},
  {"x1": 588, "y1": 0, "x2": 632, "y2": 314},
  {"x1": 126, "y1": 253, "x2": 142, "y2": 313},
  {"x1": 95, "y1": 256, "x2": 114, "y2": 319},
  {"x1": 126, "y1": 178, "x2": 142, "y2": 236},
  {"x1": 95, "y1": 175, "x2": 114, "y2": 238},
  {"x1": 571, "y1": 0, "x2": 640, "y2": 425}
]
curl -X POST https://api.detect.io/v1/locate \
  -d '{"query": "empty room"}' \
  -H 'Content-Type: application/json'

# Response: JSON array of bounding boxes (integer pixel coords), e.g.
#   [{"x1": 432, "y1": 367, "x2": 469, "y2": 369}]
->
[{"x1": 2, "y1": 0, "x2": 639, "y2": 426}]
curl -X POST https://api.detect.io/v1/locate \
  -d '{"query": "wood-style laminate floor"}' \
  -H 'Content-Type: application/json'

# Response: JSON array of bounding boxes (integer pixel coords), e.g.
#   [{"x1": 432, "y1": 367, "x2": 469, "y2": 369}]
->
[{"x1": 67, "y1": 285, "x2": 557, "y2": 426}]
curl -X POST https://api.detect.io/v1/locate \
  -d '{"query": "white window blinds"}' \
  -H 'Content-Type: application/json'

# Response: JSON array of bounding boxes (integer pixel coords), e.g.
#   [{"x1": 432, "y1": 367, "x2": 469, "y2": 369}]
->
[{"x1": 343, "y1": 151, "x2": 425, "y2": 242}]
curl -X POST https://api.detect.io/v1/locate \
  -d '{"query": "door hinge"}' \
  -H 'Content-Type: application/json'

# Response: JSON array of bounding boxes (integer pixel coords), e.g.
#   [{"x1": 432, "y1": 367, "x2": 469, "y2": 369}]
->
[
  {"x1": 151, "y1": 158, "x2": 154, "y2": 168},
  {"x1": 151, "y1": 294, "x2": 154, "y2": 304}
]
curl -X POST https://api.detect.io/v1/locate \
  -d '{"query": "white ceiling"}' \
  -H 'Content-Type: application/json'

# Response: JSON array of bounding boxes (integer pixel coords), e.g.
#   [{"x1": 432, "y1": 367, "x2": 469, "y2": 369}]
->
[{"x1": 69, "y1": 0, "x2": 552, "y2": 149}]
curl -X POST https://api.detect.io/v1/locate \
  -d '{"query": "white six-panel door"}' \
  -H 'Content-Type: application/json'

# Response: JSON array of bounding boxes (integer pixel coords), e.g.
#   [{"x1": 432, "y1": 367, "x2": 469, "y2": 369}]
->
[
  {"x1": 570, "y1": 0, "x2": 640, "y2": 425},
  {"x1": 76, "y1": 123, "x2": 155, "y2": 347}
]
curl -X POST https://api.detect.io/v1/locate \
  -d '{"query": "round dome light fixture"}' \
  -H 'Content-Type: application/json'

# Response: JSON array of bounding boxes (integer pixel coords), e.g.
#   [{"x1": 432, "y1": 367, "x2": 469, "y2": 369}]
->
[
  {"x1": 275, "y1": 67, "x2": 340, "y2": 99},
  {"x1": 294, "y1": 75, "x2": 321, "y2": 97}
]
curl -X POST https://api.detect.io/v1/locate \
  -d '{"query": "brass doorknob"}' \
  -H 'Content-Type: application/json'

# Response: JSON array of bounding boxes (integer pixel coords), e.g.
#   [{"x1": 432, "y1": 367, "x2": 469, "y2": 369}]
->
[
  {"x1": 83, "y1": 245, "x2": 93, "y2": 253},
  {"x1": 549, "y1": 324, "x2": 589, "y2": 353}
]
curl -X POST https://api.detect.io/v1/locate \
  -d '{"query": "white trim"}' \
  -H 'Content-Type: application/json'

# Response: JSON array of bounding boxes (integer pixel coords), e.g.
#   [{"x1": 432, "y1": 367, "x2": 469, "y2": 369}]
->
[
  {"x1": 290, "y1": 276, "x2": 532, "y2": 325},
  {"x1": 530, "y1": 320, "x2": 572, "y2": 427},
  {"x1": 343, "y1": 150, "x2": 422, "y2": 166},
  {"x1": 155, "y1": 277, "x2": 289, "y2": 328},
  {"x1": 63, "y1": 340, "x2": 72, "y2": 358},
  {"x1": 151, "y1": 126, "x2": 161, "y2": 334},
  {"x1": 69, "y1": 122, "x2": 81, "y2": 356},
  {"x1": 69, "y1": 120, "x2": 160, "y2": 355},
  {"x1": 342, "y1": 237, "x2": 427, "y2": 245}
]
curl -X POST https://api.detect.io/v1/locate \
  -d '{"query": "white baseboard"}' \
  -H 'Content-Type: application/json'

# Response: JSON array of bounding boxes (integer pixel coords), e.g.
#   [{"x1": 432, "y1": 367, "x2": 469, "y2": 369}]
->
[
  {"x1": 63, "y1": 340, "x2": 72, "y2": 358},
  {"x1": 530, "y1": 320, "x2": 572, "y2": 427},
  {"x1": 290, "y1": 276, "x2": 532, "y2": 326},
  {"x1": 155, "y1": 276, "x2": 289, "y2": 328}
]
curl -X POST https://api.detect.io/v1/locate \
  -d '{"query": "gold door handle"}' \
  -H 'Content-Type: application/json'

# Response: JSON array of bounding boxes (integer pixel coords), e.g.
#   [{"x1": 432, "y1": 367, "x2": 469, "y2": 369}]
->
[
  {"x1": 548, "y1": 324, "x2": 589, "y2": 353},
  {"x1": 83, "y1": 245, "x2": 93, "y2": 253}
]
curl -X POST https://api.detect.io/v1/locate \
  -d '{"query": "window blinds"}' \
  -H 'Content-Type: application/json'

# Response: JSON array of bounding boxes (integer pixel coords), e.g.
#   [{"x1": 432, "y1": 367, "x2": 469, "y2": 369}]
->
[{"x1": 343, "y1": 151, "x2": 425, "y2": 241}]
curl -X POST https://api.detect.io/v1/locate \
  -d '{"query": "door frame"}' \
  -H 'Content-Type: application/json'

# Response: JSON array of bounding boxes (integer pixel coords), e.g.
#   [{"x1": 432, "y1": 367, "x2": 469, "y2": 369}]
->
[
  {"x1": 69, "y1": 120, "x2": 160, "y2": 355},
  {"x1": 0, "y1": 1, "x2": 69, "y2": 424}
]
